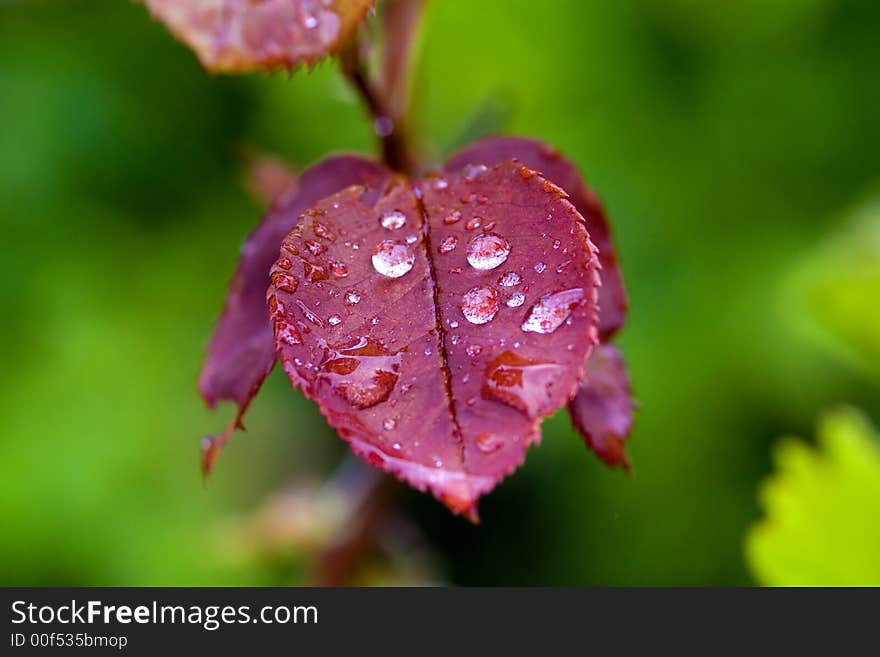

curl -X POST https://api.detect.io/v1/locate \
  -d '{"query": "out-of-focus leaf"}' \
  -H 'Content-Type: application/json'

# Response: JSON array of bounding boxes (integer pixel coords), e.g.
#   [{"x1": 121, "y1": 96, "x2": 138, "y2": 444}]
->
[
  {"x1": 746, "y1": 408, "x2": 880, "y2": 586},
  {"x1": 791, "y1": 198, "x2": 880, "y2": 374},
  {"x1": 199, "y1": 156, "x2": 390, "y2": 474},
  {"x1": 142, "y1": 0, "x2": 375, "y2": 73},
  {"x1": 568, "y1": 344, "x2": 634, "y2": 468},
  {"x1": 267, "y1": 160, "x2": 600, "y2": 516}
]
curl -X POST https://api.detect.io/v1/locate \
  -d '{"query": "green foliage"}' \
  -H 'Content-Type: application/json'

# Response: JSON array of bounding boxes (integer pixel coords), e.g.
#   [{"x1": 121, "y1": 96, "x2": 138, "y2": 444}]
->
[
  {"x1": 790, "y1": 199, "x2": 880, "y2": 374},
  {"x1": 746, "y1": 408, "x2": 880, "y2": 586}
]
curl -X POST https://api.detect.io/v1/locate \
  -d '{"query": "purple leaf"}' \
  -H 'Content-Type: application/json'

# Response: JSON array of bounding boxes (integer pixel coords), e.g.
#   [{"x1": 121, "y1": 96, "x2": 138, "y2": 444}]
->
[
  {"x1": 142, "y1": 0, "x2": 376, "y2": 73},
  {"x1": 199, "y1": 156, "x2": 390, "y2": 474},
  {"x1": 568, "y1": 344, "x2": 634, "y2": 469},
  {"x1": 267, "y1": 160, "x2": 600, "y2": 516},
  {"x1": 446, "y1": 136, "x2": 628, "y2": 338}
]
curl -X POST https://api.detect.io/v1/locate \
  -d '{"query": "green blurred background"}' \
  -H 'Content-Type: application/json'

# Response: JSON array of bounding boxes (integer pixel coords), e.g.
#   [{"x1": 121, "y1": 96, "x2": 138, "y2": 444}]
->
[{"x1": 2, "y1": 0, "x2": 879, "y2": 585}]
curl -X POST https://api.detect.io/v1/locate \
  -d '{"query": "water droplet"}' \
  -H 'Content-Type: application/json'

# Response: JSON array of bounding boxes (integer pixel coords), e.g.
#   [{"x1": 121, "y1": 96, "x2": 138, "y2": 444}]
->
[
  {"x1": 305, "y1": 239, "x2": 326, "y2": 256},
  {"x1": 439, "y1": 236, "x2": 458, "y2": 253},
  {"x1": 444, "y1": 210, "x2": 462, "y2": 225},
  {"x1": 449, "y1": 320, "x2": 459, "y2": 328},
  {"x1": 433, "y1": 458, "x2": 444, "y2": 468},
  {"x1": 461, "y1": 287, "x2": 499, "y2": 325},
  {"x1": 383, "y1": 417, "x2": 397, "y2": 431},
  {"x1": 345, "y1": 290, "x2": 361, "y2": 305},
  {"x1": 483, "y1": 351, "x2": 565, "y2": 415},
  {"x1": 518, "y1": 165, "x2": 536, "y2": 179},
  {"x1": 461, "y1": 163, "x2": 488, "y2": 180},
  {"x1": 465, "y1": 216, "x2": 482, "y2": 231},
  {"x1": 521, "y1": 288, "x2": 585, "y2": 334},
  {"x1": 433, "y1": 178, "x2": 448, "y2": 190},
  {"x1": 482, "y1": 220, "x2": 496, "y2": 231},
  {"x1": 319, "y1": 337, "x2": 403, "y2": 409},
  {"x1": 392, "y1": 441, "x2": 402, "y2": 450},
  {"x1": 328, "y1": 314, "x2": 342, "y2": 326},
  {"x1": 271, "y1": 271, "x2": 298, "y2": 293},
  {"x1": 450, "y1": 334, "x2": 461, "y2": 345},
  {"x1": 276, "y1": 322, "x2": 302, "y2": 346},
  {"x1": 380, "y1": 210, "x2": 406, "y2": 230},
  {"x1": 371, "y1": 316, "x2": 380, "y2": 325},
  {"x1": 277, "y1": 257, "x2": 293, "y2": 270},
  {"x1": 552, "y1": 239, "x2": 561, "y2": 249},
  {"x1": 374, "y1": 116, "x2": 394, "y2": 138},
  {"x1": 330, "y1": 260, "x2": 348, "y2": 277},
  {"x1": 405, "y1": 234, "x2": 418, "y2": 244},
  {"x1": 303, "y1": 261, "x2": 328, "y2": 283},
  {"x1": 303, "y1": 14, "x2": 318, "y2": 29},
  {"x1": 466, "y1": 344, "x2": 482, "y2": 357},
  {"x1": 372, "y1": 240, "x2": 415, "y2": 278},
  {"x1": 424, "y1": 348, "x2": 433, "y2": 356},
  {"x1": 313, "y1": 221, "x2": 335, "y2": 241},
  {"x1": 498, "y1": 271, "x2": 522, "y2": 287},
  {"x1": 556, "y1": 260, "x2": 572, "y2": 273},
  {"x1": 467, "y1": 233, "x2": 510, "y2": 270},
  {"x1": 296, "y1": 299, "x2": 324, "y2": 327},
  {"x1": 534, "y1": 262, "x2": 546, "y2": 274},
  {"x1": 507, "y1": 291, "x2": 526, "y2": 307},
  {"x1": 476, "y1": 432, "x2": 504, "y2": 453}
]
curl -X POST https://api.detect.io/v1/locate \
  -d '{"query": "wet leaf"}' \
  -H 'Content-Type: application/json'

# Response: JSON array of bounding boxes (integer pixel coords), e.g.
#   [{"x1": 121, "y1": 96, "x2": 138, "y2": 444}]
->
[
  {"x1": 568, "y1": 344, "x2": 633, "y2": 468},
  {"x1": 267, "y1": 160, "x2": 600, "y2": 515},
  {"x1": 142, "y1": 0, "x2": 375, "y2": 73},
  {"x1": 199, "y1": 156, "x2": 390, "y2": 473},
  {"x1": 446, "y1": 136, "x2": 627, "y2": 338}
]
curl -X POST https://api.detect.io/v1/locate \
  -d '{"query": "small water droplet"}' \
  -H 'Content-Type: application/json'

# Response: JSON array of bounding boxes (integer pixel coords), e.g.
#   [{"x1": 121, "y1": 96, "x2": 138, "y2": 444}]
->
[
  {"x1": 481, "y1": 220, "x2": 496, "y2": 231},
  {"x1": 276, "y1": 322, "x2": 302, "y2": 346},
  {"x1": 296, "y1": 299, "x2": 324, "y2": 327},
  {"x1": 521, "y1": 288, "x2": 585, "y2": 334},
  {"x1": 467, "y1": 233, "x2": 510, "y2": 270},
  {"x1": 556, "y1": 260, "x2": 572, "y2": 273},
  {"x1": 392, "y1": 441, "x2": 402, "y2": 450},
  {"x1": 507, "y1": 291, "x2": 526, "y2": 307},
  {"x1": 345, "y1": 290, "x2": 361, "y2": 305},
  {"x1": 383, "y1": 417, "x2": 397, "y2": 431},
  {"x1": 380, "y1": 210, "x2": 406, "y2": 230},
  {"x1": 303, "y1": 261, "x2": 328, "y2": 283},
  {"x1": 465, "y1": 216, "x2": 482, "y2": 231},
  {"x1": 552, "y1": 239, "x2": 561, "y2": 249},
  {"x1": 277, "y1": 257, "x2": 293, "y2": 270},
  {"x1": 303, "y1": 14, "x2": 318, "y2": 29},
  {"x1": 461, "y1": 163, "x2": 488, "y2": 180},
  {"x1": 534, "y1": 262, "x2": 546, "y2": 274},
  {"x1": 328, "y1": 314, "x2": 342, "y2": 326},
  {"x1": 433, "y1": 458, "x2": 444, "y2": 468},
  {"x1": 305, "y1": 239, "x2": 326, "y2": 256},
  {"x1": 439, "y1": 236, "x2": 458, "y2": 253},
  {"x1": 371, "y1": 316, "x2": 380, "y2": 325},
  {"x1": 434, "y1": 178, "x2": 448, "y2": 190},
  {"x1": 461, "y1": 287, "x2": 499, "y2": 325},
  {"x1": 271, "y1": 271, "x2": 298, "y2": 293},
  {"x1": 476, "y1": 432, "x2": 504, "y2": 453},
  {"x1": 424, "y1": 348, "x2": 432, "y2": 356},
  {"x1": 372, "y1": 240, "x2": 415, "y2": 278},
  {"x1": 498, "y1": 271, "x2": 522, "y2": 287},
  {"x1": 450, "y1": 334, "x2": 461, "y2": 345},
  {"x1": 466, "y1": 344, "x2": 482, "y2": 357},
  {"x1": 330, "y1": 260, "x2": 348, "y2": 277},
  {"x1": 313, "y1": 221, "x2": 335, "y2": 241},
  {"x1": 444, "y1": 210, "x2": 462, "y2": 225},
  {"x1": 405, "y1": 234, "x2": 418, "y2": 244},
  {"x1": 449, "y1": 320, "x2": 459, "y2": 328}
]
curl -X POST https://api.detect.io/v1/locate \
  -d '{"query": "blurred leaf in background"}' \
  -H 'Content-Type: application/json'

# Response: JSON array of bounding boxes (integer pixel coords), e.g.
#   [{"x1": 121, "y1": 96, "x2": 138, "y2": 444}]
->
[
  {"x1": 746, "y1": 408, "x2": 880, "y2": 586},
  {"x1": 785, "y1": 197, "x2": 880, "y2": 375}
]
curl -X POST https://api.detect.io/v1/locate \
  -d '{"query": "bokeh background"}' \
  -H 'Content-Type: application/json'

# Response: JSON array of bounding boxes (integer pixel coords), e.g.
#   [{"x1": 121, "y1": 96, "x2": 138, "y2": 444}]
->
[{"x1": 2, "y1": 0, "x2": 879, "y2": 585}]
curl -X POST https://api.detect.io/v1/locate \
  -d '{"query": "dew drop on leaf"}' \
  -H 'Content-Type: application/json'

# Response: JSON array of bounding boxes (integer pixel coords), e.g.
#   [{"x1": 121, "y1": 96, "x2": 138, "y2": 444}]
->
[
  {"x1": 371, "y1": 240, "x2": 415, "y2": 278},
  {"x1": 328, "y1": 314, "x2": 342, "y2": 326},
  {"x1": 521, "y1": 288, "x2": 585, "y2": 334},
  {"x1": 444, "y1": 210, "x2": 462, "y2": 225},
  {"x1": 318, "y1": 337, "x2": 402, "y2": 409},
  {"x1": 330, "y1": 260, "x2": 348, "y2": 277},
  {"x1": 507, "y1": 291, "x2": 526, "y2": 307},
  {"x1": 466, "y1": 233, "x2": 511, "y2": 270},
  {"x1": 465, "y1": 216, "x2": 482, "y2": 231},
  {"x1": 461, "y1": 286, "x2": 499, "y2": 325},
  {"x1": 380, "y1": 210, "x2": 407, "y2": 230},
  {"x1": 345, "y1": 290, "x2": 361, "y2": 305},
  {"x1": 439, "y1": 236, "x2": 458, "y2": 253}
]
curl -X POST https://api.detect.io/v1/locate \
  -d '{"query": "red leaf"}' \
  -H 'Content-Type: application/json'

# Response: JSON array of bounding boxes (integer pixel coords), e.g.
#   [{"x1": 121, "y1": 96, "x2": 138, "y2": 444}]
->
[
  {"x1": 199, "y1": 156, "x2": 390, "y2": 474},
  {"x1": 267, "y1": 161, "x2": 600, "y2": 516},
  {"x1": 142, "y1": 0, "x2": 375, "y2": 73},
  {"x1": 446, "y1": 136, "x2": 628, "y2": 338},
  {"x1": 568, "y1": 344, "x2": 634, "y2": 469}
]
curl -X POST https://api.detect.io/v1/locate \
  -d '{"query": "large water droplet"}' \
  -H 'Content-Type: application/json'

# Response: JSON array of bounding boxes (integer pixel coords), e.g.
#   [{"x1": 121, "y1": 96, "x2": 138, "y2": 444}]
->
[
  {"x1": 467, "y1": 233, "x2": 510, "y2": 270},
  {"x1": 380, "y1": 210, "x2": 406, "y2": 230},
  {"x1": 319, "y1": 337, "x2": 403, "y2": 409},
  {"x1": 372, "y1": 240, "x2": 415, "y2": 278},
  {"x1": 520, "y1": 288, "x2": 585, "y2": 334},
  {"x1": 483, "y1": 351, "x2": 565, "y2": 416},
  {"x1": 461, "y1": 287, "x2": 499, "y2": 325}
]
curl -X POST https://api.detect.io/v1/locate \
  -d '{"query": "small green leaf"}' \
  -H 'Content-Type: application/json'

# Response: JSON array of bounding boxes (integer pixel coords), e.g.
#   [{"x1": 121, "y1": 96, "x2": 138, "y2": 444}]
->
[{"x1": 746, "y1": 408, "x2": 880, "y2": 586}]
